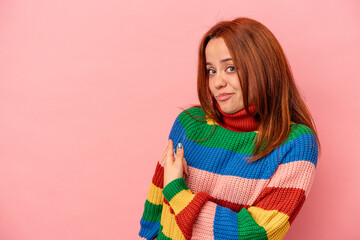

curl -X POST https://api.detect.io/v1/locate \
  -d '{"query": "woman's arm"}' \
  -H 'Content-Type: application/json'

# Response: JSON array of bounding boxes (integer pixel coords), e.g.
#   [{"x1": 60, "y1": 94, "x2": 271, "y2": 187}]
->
[
  {"x1": 138, "y1": 114, "x2": 185, "y2": 240},
  {"x1": 162, "y1": 132, "x2": 318, "y2": 240},
  {"x1": 138, "y1": 144, "x2": 167, "y2": 240}
]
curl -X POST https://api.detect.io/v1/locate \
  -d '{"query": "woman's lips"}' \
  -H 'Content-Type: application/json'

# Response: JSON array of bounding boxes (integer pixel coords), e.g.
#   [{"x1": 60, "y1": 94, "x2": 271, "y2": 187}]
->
[{"x1": 216, "y1": 93, "x2": 234, "y2": 101}]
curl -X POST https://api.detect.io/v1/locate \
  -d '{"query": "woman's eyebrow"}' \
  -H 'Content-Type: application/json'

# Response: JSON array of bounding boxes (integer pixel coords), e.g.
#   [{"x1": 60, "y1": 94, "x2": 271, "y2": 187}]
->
[{"x1": 206, "y1": 58, "x2": 233, "y2": 65}]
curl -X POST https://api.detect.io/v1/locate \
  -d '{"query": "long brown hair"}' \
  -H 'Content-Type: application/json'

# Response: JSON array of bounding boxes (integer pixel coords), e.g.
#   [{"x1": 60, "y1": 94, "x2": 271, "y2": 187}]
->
[{"x1": 179, "y1": 17, "x2": 321, "y2": 163}]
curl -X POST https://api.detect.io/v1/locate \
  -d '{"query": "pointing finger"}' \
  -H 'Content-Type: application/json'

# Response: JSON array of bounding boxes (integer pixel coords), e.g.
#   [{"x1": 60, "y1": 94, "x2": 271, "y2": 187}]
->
[
  {"x1": 176, "y1": 142, "x2": 183, "y2": 154},
  {"x1": 176, "y1": 142, "x2": 184, "y2": 160}
]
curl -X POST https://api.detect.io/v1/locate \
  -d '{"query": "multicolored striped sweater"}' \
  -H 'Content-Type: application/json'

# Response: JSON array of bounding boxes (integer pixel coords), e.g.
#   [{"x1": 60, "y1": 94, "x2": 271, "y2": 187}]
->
[{"x1": 138, "y1": 106, "x2": 318, "y2": 240}]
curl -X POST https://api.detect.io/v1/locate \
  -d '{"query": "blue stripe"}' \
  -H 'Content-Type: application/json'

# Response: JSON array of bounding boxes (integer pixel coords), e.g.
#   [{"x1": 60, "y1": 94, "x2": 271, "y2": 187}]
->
[
  {"x1": 214, "y1": 205, "x2": 239, "y2": 240},
  {"x1": 168, "y1": 118, "x2": 318, "y2": 180},
  {"x1": 281, "y1": 132, "x2": 318, "y2": 167},
  {"x1": 138, "y1": 218, "x2": 160, "y2": 239}
]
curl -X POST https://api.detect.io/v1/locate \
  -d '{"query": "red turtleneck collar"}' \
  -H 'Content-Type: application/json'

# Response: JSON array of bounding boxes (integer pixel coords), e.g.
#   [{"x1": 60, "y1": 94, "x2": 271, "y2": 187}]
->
[{"x1": 215, "y1": 101, "x2": 259, "y2": 132}]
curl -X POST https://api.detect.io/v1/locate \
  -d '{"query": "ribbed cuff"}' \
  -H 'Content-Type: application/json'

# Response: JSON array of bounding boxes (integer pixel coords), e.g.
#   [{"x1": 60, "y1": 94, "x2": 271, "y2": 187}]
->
[
  {"x1": 162, "y1": 177, "x2": 196, "y2": 215},
  {"x1": 162, "y1": 177, "x2": 189, "y2": 202}
]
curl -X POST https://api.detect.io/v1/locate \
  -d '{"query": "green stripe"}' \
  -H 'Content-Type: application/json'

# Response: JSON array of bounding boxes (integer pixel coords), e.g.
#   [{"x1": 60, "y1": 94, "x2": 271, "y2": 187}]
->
[
  {"x1": 162, "y1": 177, "x2": 188, "y2": 202},
  {"x1": 141, "y1": 199, "x2": 163, "y2": 223},
  {"x1": 157, "y1": 224, "x2": 173, "y2": 240},
  {"x1": 178, "y1": 107, "x2": 315, "y2": 155},
  {"x1": 238, "y1": 208, "x2": 268, "y2": 239}
]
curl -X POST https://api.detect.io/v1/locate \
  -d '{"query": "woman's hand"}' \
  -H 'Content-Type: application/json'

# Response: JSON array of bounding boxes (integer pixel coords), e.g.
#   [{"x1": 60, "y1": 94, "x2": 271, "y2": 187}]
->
[{"x1": 164, "y1": 139, "x2": 188, "y2": 188}]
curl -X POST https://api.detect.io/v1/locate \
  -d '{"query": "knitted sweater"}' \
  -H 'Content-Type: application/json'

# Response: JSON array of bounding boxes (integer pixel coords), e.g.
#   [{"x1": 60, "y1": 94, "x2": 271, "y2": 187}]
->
[{"x1": 138, "y1": 106, "x2": 318, "y2": 240}]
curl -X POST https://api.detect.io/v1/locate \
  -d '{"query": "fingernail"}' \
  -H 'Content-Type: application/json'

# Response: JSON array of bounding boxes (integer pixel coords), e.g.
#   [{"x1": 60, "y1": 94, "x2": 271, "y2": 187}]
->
[{"x1": 177, "y1": 143, "x2": 182, "y2": 149}]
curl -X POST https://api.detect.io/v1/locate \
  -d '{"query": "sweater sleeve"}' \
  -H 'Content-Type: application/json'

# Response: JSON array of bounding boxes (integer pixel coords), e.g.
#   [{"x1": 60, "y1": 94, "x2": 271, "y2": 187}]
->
[
  {"x1": 162, "y1": 132, "x2": 318, "y2": 240},
  {"x1": 138, "y1": 114, "x2": 185, "y2": 240},
  {"x1": 138, "y1": 144, "x2": 167, "y2": 240}
]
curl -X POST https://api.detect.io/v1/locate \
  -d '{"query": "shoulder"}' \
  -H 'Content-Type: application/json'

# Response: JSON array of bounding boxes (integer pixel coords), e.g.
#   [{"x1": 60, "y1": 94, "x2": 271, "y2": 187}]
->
[
  {"x1": 168, "y1": 106, "x2": 207, "y2": 133},
  {"x1": 167, "y1": 106, "x2": 210, "y2": 143},
  {"x1": 175, "y1": 106, "x2": 207, "y2": 126},
  {"x1": 289, "y1": 122, "x2": 315, "y2": 136},
  {"x1": 178, "y1": 106, "x2": 206, "y2": 118},
  {"x1": 288, "y1": 123, "x2": 318, "y2": 151},
  {"x1": 171, "y1": 106, "x2": 216, "y2": 135},
  {"x1": 282, "y1": 123, "x2": 319, "y2": 166}
]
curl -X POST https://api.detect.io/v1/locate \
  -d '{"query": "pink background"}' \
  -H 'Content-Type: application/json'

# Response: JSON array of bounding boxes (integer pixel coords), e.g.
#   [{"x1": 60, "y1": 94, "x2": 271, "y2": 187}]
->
[{"x1": 0, "y1": 0, "x2": 359, "y2": 239}]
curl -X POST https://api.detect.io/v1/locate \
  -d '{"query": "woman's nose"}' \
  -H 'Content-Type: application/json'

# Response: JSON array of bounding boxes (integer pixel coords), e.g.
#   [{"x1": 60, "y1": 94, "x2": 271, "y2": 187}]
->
[{"x1": 214, "y1": 74, "x2": 227, "y2": 88}]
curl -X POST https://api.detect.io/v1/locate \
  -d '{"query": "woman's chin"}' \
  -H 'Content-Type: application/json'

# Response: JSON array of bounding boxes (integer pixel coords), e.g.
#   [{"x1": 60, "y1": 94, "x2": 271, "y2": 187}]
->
[{"x1": 219, "y1": 104, "x2": 245, "y2": 114}]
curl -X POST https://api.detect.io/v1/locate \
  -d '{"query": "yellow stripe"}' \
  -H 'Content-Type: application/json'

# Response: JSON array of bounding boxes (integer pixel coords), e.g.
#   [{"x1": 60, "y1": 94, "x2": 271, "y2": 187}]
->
[
  {"x1": 206, "y1": 116, "x2": 219, "y2": 125},
  {"x1": 146, "y1": 183, "x2": 163, "y2": 205},
  {"x1": 247, "y1": 206, "x2": 290, "y2": 240},
  {"x1": 160, "y1": 203, "x2": 186, "y2": 240},
  {"x1": 169, "y1": 189, "x2": 195, "y2": 215}
]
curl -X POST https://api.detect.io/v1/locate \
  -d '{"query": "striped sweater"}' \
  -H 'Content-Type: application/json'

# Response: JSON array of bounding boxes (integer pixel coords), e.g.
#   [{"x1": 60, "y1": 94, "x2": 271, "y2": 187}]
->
[{"x1": 138, "y1": 106, "x2": 318, "y2": 240}]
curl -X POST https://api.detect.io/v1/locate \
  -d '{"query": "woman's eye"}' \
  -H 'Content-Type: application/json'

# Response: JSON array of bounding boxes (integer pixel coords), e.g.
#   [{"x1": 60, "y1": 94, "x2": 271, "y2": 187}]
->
[
  {"x1": 207, "y1": 69, "x2": 216, "y2": 75},
  {"x1": 226, "y1": 66, "x2": 235, "y2": 72}
]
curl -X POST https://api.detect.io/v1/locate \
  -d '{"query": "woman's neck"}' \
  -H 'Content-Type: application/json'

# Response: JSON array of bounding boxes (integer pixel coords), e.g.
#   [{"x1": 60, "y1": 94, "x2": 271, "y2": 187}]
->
[{"x1": 215, "y1": 101, "x2": 259, "y2": 132}]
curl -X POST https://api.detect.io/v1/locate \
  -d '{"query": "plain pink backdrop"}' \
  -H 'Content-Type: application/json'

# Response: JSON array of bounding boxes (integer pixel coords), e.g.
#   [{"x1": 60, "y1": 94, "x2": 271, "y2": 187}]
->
[{"x1": 0, "y1": 0, "x2": 359, "y2": 239}]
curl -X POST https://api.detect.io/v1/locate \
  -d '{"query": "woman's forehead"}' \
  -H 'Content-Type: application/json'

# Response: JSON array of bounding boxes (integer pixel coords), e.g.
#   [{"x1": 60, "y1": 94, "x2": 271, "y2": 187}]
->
[{"x1": 205, "y1": 38, "x2": 232, "y2": 63}]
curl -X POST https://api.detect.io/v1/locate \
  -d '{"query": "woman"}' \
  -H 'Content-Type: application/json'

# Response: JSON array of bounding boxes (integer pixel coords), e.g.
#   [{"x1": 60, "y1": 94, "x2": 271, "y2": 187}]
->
[{"x1": 138, "y1": 17, "x2": 321, "y2": 240}]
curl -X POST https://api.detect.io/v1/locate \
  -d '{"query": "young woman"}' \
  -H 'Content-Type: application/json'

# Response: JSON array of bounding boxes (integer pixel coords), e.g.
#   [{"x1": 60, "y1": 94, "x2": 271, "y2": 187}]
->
[{"x1": 138, "y1": 17, "x2": 321, "y2": 240}]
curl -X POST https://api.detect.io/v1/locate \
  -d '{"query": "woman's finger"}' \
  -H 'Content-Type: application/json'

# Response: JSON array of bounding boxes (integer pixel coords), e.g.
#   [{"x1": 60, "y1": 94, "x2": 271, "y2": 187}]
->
[
  {"x1": 176, "y1": 142, "x2": 184, "y2": 160},
  {"x1": 166, "y1": 139, "x2": 175, "y2": 163}
]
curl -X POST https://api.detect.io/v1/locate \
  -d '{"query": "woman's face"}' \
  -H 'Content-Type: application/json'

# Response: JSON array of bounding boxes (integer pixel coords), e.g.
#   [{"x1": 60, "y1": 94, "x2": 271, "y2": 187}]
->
[{"x1": 205, "y1": 37, "x2": 248, "y2": 114}]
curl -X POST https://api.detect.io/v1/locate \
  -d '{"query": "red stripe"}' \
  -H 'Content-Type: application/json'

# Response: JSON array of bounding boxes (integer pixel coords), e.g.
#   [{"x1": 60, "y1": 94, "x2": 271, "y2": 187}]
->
[
  {"x1": 175, "y1": 192, "x2": 211, "y2": 240},
  {"x1": 166, "y1": 191, "x2": 248, "y2": 214},
  {"x1": 252, "y1": 187, "x2": 306, "y2": 224},
  {"x1": 152, "y1": 162, "x2": 164, "y2": 189},
  {"x1": 163, "y1": 199, "x2": 175, "y2": 215}
]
